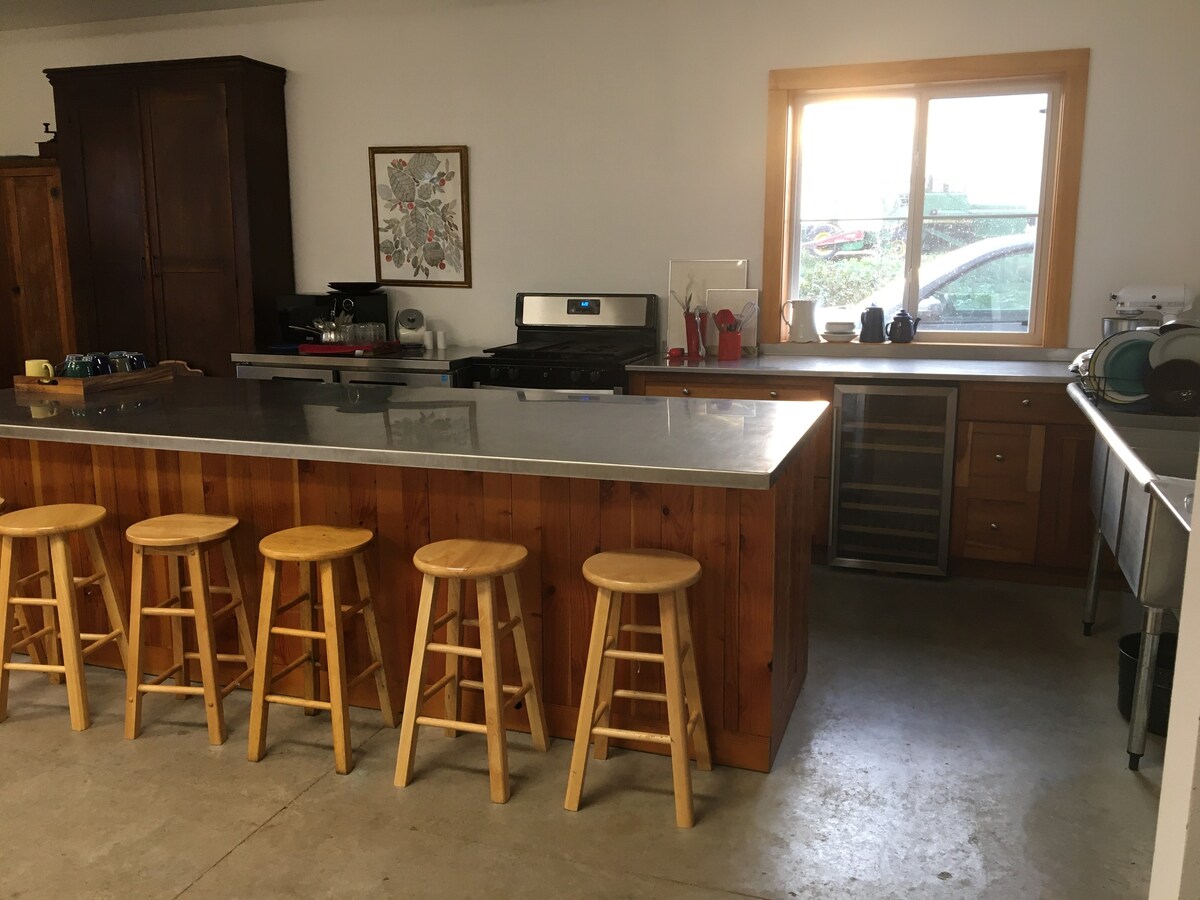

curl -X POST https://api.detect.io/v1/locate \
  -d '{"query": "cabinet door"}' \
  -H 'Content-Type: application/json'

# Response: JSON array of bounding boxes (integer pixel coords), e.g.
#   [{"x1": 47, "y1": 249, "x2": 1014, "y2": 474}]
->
[
  {"x1": 1036, "y1": 424, "x2": 1097, "y2": 569},
  {"x1": 141, "y1": 83, "x2": 240, "y2": 377},
  {"x1": 58, "y1": 86, "x2": 155, "y2": 357}
]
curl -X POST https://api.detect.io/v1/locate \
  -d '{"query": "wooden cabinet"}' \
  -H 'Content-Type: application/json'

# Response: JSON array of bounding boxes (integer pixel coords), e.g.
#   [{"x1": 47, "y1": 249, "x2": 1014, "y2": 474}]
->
[
  {"x1": 0, "y1": 158, "x2": 76, "y2": 385},
  {"x1": 47, "y1": 57, "x2": 294, "y2": 377}
]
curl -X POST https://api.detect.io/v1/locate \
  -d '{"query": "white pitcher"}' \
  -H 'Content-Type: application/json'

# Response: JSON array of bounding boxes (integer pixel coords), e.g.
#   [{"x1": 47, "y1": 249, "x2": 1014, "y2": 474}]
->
[{"x1": 783, "y1": 299, "x2": 821, "y2": 343}]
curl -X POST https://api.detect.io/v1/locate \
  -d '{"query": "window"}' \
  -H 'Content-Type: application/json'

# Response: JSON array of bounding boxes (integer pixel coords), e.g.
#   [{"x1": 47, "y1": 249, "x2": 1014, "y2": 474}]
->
[{"x1": 761, "y1": 50, "x2": 1089, "y2": 346}]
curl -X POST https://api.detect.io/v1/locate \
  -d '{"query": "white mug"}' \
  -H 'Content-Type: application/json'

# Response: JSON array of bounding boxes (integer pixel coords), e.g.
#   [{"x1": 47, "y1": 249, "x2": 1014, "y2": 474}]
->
[
  {"x1": 24, "y1": 359, "x2": 54, "y2": 378},
  {"x1": 422, "y1": 332, "x2": 435, "y2": 349}
]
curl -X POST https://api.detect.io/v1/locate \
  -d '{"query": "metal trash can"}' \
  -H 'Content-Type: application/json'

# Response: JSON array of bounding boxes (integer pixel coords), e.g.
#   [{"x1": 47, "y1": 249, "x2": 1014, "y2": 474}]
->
[{"x1": 1118, "y1": 631, "x2": 1177, "y2": 737}]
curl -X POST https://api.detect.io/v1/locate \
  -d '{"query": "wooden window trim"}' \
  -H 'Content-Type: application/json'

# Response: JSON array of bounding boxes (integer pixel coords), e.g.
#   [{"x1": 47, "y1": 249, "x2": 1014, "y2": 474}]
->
[{"x1": 760, "y1": 49, "x2": 1089, "y2": 347}]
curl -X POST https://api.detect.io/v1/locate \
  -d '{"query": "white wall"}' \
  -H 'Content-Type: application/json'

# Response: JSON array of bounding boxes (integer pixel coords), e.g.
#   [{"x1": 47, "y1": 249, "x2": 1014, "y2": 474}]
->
[{"x1": 1, "y1": 0, "x2": 1197, "y2": 349}]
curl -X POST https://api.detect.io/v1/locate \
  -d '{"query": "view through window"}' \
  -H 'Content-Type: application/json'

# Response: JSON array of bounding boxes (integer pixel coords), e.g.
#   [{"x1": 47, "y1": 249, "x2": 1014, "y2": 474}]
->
[{"x1": 792, "y1": 89, "x2": 1051, "y2": 337}]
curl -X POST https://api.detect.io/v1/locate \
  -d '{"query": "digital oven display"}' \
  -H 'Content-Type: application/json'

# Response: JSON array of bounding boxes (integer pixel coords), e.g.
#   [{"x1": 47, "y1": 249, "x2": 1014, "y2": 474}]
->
[{"x1": 567, "y1": 298, "x2": 601, "y2": 315}]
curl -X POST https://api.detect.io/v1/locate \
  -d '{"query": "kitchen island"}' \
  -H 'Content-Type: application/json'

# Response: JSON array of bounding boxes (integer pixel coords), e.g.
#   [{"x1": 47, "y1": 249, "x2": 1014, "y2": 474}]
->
[{"x1": 0, "y1": 378, "x2": 826, "y2": 772}]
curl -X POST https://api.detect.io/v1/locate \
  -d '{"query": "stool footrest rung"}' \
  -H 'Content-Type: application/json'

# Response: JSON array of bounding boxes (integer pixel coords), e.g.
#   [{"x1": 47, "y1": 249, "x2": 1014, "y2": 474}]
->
[
  {"x1": 219, "y1": 668, "x2": 254, "y2": 698},
  {"x1": 603, "y1": 648, "x2": 664, "y2": 663},
  {"x1": 9, "y1": 597, "x2": 57, "y2": 607},
  {"x1": 142, "y1": 606, "x2": 195, "y2": 618},
  {"x1": 431, "y1": 609, "x2": 458, "y2": 631},
  {"x1": 270, "y1": 625, "x2": 324, "y2": 641},
  {"x1": 265, "y1": 693, "x2": 331, "y2": 711},
  {"x1": 619, "y1": 623, "x2": 662, "y2": 636},
  {"x1": 591, "y1": 700, "x2": 609, "y2": 727},
  {"x1": 613, "y1": 688, "x2": 668, "y2": 703},
  {"x1": 415, "y1": 715, "x2": 488, "y2": 735},
  {"x1": 275, "y1": 592, "x2": 312, "y2": 616},
  {"x1": 590, "y1": 725, "x2": 671, "y2": 745},
  {"x1": 460, "y1": 617, "x2": 520, "y2": 641},
  {"x1": 346, "y1": 660, "x2": 381, "y2": 691},
  {"x1": 339, "y1": 597, "x2": 370, "y2": 619},
  {"x1": 503, "y1": 683, "x2": 531, "y2": 712},
  {"x1": 72, "y1": 572, "x2": 104, "y2": 589},
  {"x1": 143, "y1": 663, "x2": 185, "y2": 686},
  {"x1": 268, "y1": 653, "x2": 313, "y2": 685},
  {"x1": 422, "y1": 672, "x2": 457, "y2": 702},
  {"x1": 4, "y1": 661, "x2": 66, "y2": 673},
  {"x1": 211, "y1": 600, "x2": 243, "y2": 622},
  {"x1": 11, "y1": 624, "x2": 54, "y2": 652},
  {"x1": 183, "y1": 651, "x2": 249, "y2": 664},
  {"x1": 182, "y1": 585, "x2": 232, "y2": 596},
  {"x1": 139, "y1": 683, "x2": 204, "y2": 696},
  {"x1": 459, "y1": 678, "x2": 521, "y2": 696},
  {"x1": 14, "y1": 569, "x2": 49, "y2": 589},
  {"x1": 427, "y1": 641, "x2": 481, "y2": 659},
  {"x1": 687, "y1": 711, "x2": 701, "y2": 736},
  {"x1": 81, "y1": 629, "x2": 121, "y2": 656}
]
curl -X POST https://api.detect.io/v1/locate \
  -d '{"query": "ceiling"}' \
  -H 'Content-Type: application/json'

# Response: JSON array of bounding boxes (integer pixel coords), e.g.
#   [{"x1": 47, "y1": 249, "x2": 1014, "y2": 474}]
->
[{"x1": 0, "y1": 0, "x2": 314, "y2": 31}]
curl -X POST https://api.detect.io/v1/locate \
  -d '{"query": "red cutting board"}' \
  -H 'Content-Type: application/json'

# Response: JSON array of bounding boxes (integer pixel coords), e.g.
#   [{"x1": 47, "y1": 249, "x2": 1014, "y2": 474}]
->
[{"x1": 297, "y1": 341, "x2": 406, "y2": 356}]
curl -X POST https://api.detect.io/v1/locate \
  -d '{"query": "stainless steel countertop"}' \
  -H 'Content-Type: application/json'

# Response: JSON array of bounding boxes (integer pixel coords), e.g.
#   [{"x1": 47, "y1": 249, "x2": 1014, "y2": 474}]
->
[
  {"x1": 629, "y1": 355, "x2": 1074, "y2": 383},
  {"x1": 0, "y1": 378, "x2": 826, "y2": 490},
  {"x1": 231, "y1": 347, "x2": 484, "y2": 372}
]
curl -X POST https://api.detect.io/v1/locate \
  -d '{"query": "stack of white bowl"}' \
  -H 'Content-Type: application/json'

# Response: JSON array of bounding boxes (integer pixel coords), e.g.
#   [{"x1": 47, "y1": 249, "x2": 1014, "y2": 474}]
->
[{"x1": 822, "y1": 321, "x2": 857, "y2": 343}]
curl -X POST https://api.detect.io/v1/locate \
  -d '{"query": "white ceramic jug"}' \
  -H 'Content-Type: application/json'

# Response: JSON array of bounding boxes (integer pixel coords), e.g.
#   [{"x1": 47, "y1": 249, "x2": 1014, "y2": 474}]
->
[{"x1": 783, "y1": 299, "x2": 821, "y2": 343}]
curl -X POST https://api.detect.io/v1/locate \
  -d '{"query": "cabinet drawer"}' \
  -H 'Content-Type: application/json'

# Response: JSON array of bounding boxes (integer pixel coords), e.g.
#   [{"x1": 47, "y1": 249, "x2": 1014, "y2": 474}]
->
[
  {"x1": 958, "y1": 382, "x2": 1082, "y2": 425},
  {"x1": 956, "y1": 421, "x2": 1044, "y2": 495},
  {"x1": 960, "y1": 497, "x2": 1039, "y2": 563}
]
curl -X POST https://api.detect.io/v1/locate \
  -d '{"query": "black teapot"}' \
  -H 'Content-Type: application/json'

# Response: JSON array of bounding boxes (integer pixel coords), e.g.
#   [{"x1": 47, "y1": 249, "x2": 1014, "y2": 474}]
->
[
  {"x1": 886, "y1": 309, "x2": 920, "y2": 343},
  {"x1": 859, "y1": 304, "x2": 886, "y2": 343}
]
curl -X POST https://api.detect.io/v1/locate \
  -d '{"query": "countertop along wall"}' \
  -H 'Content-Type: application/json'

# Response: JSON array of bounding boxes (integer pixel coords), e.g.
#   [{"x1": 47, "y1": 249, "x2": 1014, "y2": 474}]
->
[{"x1": 0, "y1": 0, "x2": 1197, "y2": 351}]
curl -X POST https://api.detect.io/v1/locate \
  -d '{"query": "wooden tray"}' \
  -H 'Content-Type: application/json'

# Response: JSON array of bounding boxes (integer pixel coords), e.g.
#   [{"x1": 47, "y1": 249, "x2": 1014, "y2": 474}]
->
[{"x1": 13, "y1": 366, "x2": 175, "y2": 397}]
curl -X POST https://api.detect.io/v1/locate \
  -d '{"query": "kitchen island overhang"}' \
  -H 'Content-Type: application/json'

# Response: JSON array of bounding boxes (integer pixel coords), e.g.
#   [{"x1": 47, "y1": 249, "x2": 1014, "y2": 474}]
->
[{"x1": 0, "y1": 378, "x2": 826, "y2": 772}]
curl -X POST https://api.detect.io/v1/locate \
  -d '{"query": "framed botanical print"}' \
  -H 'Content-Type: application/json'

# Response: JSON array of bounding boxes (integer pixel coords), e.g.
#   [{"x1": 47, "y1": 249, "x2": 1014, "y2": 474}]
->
[{"x1": 369, "y1": 146, "x2": 472, "y2": 287}]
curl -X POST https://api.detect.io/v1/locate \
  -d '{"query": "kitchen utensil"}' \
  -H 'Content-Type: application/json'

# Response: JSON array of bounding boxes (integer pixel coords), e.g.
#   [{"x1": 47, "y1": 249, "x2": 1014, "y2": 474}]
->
[
  {"x1": 1091, "y1": 330, "x2": 1155, "y2": 402},
  {"x1": 1145, "y1": 358, "x2": 1200, "y2": 414},
  {"x1": 714, "y1": 308, "x2": 737, "y2": 330},
  {"x1": 860, "y1": 304, "x2": 886, "y2": 343},
  {"x1": 1150, "y1": 327, "x2": 1200, "y2": 367},
  {"x1": 1102, "y1": 314, "x2": 1160, "y2": 339},
  {"x1": 24, "y1": 359, "x2": 53, "y2": 378},
  {"x1": 1111, "y1": 284, "x2": 1197, "y2": 324},
  {"x1": 684, "y1": 310, "x2": 703, "y2": 358},
  {"x1": 886, "y1": 310, "x2": 920, "y2": 343},
  {"x1": 821, "y1": 331, "x2": 857, "y2": 343},
  {"x1": 328, "y1": 281, "x2": 382, "y2": 294},
  {"x1": 783, "y1": 299, "x2": 821, "y2": 343}
]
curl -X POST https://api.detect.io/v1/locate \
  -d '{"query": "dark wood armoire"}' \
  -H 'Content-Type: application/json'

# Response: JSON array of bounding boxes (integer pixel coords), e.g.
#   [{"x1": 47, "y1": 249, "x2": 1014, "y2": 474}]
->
[{"x1": 47, "y1": 56, "x2": 295, "y2": 377}]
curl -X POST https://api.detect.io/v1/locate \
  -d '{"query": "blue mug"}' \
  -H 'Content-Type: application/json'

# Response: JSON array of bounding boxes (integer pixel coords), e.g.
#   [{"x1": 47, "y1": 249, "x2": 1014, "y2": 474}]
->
[{"x1": 85, "y1": 353, "x2": 113, "y2": 375}]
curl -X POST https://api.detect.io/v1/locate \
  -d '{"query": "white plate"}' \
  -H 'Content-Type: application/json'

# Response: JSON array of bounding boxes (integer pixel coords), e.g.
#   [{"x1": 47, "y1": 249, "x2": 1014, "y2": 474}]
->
[
  {"x1": 821, "y1": 332, "x2": 856, "y2": 343},
  {"x1": 1091, "y1": 330, "x2": 1155, "y2": 402},
  {"x1": 1150, "y1": 328, "x2": 1200, "y2": 367}
]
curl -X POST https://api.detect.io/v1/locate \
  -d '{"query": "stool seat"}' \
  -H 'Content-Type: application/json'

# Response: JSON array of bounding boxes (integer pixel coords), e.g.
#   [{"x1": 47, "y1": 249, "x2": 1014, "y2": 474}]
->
[
  {"x1": 413, "y1": 539, "x2": 528, "y2": 578},
  {"x1": 259, "y1": 525, "x2": 372, "y2": 562},
  {"x1": 582, "y1": 549, "x2": 701, "y2": 593},
  {"x1": 0, "y1": 503, "x2": 105, "y2": 537},
  {"x1": 126, "y1": 513, "x2": 239, "y2": 547}
]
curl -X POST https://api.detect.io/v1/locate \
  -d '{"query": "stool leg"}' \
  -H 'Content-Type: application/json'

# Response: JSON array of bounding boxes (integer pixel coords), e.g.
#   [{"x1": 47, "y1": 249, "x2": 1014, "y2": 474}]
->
[
  {"x1": 35, "y1": 537, "x2": 56, "y2": 679},
  {"x1": 353, "y1": 552, "x2": 396, "y2": 728},
  {"x1": 221, "y1": 540, "x2": 256, "y2": 680},
  {"x1": 247, "y1": 558, "x2": 280, "y2": 763},
  {"x1": 298, "y1": 563, "x2": 319, "y2": 717},
  {"x1": 658, "y1": 590, "x2": 694, "y2": 828},
  {"x1": 395, "y1": 573, "x2": 438, "y2": 787},
  {"x1": 675, "y1": 588, "x2": 712, "y2": 772},
  {"x1": 49, "y1": 535, "x2": 89, "y2": 732},
  {"x1": 187, "y1": 547, "x2": 226, "y2": 746},
  {"x1": 591, "y1": 591, "x2": 624, "y2": 760},
  {"x1": 124, "y1": 545, "x2": 148, "y2": 739},
  {"x1": 167, "y1": 555, "x2": 190, "y2": 695},
  {"x1": 84, "y1": 527, "x2": 129, "y2": 669},
  {"x1": 565, "y1": 587, "x2": 615, "y2": 812},
  {"x1": 0, "y1": 536, "x2": 18, "y2": 723},
  {"x1": 441, "y1": 577, "x2": 462, "y2": 737},
  {"x1": 320, "y1": 560, "x2": 353, "y2": 774},
  {"x1": 502, "y1": 572, "x2": 549, "y2": 752},
  {"x1": 476, "y1": 576, "x2": 510, "y2": 803}
]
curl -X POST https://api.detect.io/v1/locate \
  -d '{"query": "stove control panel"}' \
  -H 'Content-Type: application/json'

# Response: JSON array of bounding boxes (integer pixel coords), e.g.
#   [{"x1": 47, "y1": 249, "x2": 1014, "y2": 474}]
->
[{"x1": 567, "y1": 298, "x2": 601, "y2": 315}]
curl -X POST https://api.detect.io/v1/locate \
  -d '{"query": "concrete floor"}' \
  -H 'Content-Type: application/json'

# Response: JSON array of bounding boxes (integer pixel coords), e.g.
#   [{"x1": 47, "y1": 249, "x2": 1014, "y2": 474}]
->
[{"x1": 0, "y1": 567, "x2": 1158, "y2": 899}]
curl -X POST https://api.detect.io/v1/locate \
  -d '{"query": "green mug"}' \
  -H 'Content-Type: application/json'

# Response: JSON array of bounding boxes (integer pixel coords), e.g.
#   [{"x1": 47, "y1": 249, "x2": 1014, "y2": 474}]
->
[{"x1": 61, "y1": 354, "x2": 91, "y2": 378}]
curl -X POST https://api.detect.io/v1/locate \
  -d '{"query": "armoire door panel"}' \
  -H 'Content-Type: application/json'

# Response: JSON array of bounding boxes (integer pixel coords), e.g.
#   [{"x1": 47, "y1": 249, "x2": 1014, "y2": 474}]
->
[
  {"x1": 158, "y1": 271, "x2": 239, "y2": 376},
  {"x1": 0, "y1": 180, "x2": 21, "y2": 379},
  {"x1": 9, "y1": 176, "x2": 72, "y2": 362}
]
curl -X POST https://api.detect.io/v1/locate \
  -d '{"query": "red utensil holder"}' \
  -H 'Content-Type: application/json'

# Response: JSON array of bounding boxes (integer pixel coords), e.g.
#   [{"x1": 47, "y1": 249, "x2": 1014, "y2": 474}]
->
[{"x1": 717, "y1": 330, "x2": 741, "y2": 361}]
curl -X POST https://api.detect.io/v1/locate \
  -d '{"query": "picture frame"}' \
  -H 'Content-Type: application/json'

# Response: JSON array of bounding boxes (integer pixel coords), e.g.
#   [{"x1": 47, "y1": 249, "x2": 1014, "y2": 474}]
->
[
  {"x1": 665, "y1": 259, "x2": 748, "y2": 352},
  {"x1": 369, "y1": 146, "x2": 472, "y2": 288}
]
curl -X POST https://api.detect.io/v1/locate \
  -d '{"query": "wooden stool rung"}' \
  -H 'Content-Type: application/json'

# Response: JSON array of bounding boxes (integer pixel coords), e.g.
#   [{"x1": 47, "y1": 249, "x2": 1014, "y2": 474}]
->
[
  {"x1": 619, "y1": 623, "x2": 661, "y2": 635},
  {"x1": 11, "y1": 624, "x2": 54, "y2": 652},
  {"x1": 14, "y1": 568, "x2": 50, "y2": 589},
  {"x1": 81, "y1": 629, "x2": 122, "y2": 656},
  {"x1": 503, "y1": 683, "x2": 532, "y2": 712},
  {"x1": 72, "y1": 572, "x2": 105, "y2": 589},
  {"x1": 181, "y1": 584, "x2": 233, "y2": 596},
  {"x1": 422, "y1": 671, "x2": 457, "y2": 702},
  {"x1": 183, "y1": 651, "x2": 248, "y2": 663},
  {"x1": 687, "y1": 711, "x2": 701, "y2": 736},
  {"x1": 139, "y1": 683, "x2": 205, "y2": 696},
  {"x1": 590, "y1": 725, "x2": 671, "y2": 745},
  {"x1": 427, "y1": 641, "x2": 482, "y2": 659},
  {"x1": 268, "y1": 653, "x2": 314, "y2": 685},
  {"x1": 680, "y1": 641, "x2": 690, "y2": 661},
  {"x1": 270, "y1": 625, "x2": 325, "y2": 641},
  {"x1": 275, "y1": 591, "x2": 312, "y2": 616},
  {"x1": 4, "y1": 661, "x2": 66, "y2": 674},
  {"x1": 142, "y1": 606, "x2": 195, "y2": 618},
  {"x1": 339, "y1": 596, "x2": 370, "y2": 619},
  {"x1": 265, "y1": 693, "x2": 331, "y2": 711},
  {"x1": 211, "y1": 600, "x2": 243, "y2": 622},
  {"x1": 458, "y1": 617, "x2": 520, "y2": 641},
  {"x1": 431, "y1": 609, "x2": 458, "y2": 631},
  {"x1": 604, "y1": 647, "x2": 664, "y2": 663},
  {"x1": 143, "y1": 663, "x2": 185, "y2": 686},
  {"x1": 460, "y1": 677, "x2": 521, "y2": 695},
  {"x1": 591, "y1": 700, "x2": 609, "y2": 727},
  {"x1": 415, "y1": 714, "x2": 488, "y2": 735},
  {"x1": 346, "y1": 660, "x2": 381, "y2": 691},
  {"x1": 9, "y1": 596, "x2": 57, "y2": 607},
  {"x1": 219, "y1": 667, "x2": 254, "y2": 698},
  {"x1": 613, "y1": 688, "x2": 668, "y2": 703}
]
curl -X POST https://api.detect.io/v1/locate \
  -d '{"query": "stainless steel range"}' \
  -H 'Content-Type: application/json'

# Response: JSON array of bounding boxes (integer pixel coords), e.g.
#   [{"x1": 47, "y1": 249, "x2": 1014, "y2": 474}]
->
[{"x1": 473, "y1": 293, "x2": 658, "y2": 393}]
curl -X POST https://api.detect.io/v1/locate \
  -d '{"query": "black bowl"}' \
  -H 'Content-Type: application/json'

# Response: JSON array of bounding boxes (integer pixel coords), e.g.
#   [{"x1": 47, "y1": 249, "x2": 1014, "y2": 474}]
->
[
  {"x1": 1146, "y1": 358, "x2": 1200, "y2": 414},
  {"x1": 328, "y1": 281, "x2": 382, "y2": 294}
]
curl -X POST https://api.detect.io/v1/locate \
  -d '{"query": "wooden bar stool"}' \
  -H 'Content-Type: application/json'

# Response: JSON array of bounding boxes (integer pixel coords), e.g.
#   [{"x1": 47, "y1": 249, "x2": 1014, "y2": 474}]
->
[
  {"x1": 395, "y1": 539, "x2": 549, "y2": 803},
  {"x1": 124, "y1": 514, "x2": 256, "y2": 745},
  {"x1": 565, "y1": 549, "x2": 712, "y2": 828},
  {"x1": 0, "y1": 503, "x2": 129, "y2": 731},
  {"x1": 0, "y1": 497, "x2": 52, "y2": 676},
  {"x1": 247, "y1": 525, "x2": 395, "y2": 774}
]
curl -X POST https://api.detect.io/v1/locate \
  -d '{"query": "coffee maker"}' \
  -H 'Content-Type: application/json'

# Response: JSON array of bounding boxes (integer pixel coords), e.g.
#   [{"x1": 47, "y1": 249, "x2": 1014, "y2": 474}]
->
[{"x1": 259, "y1": 291, "x2": 389, "y2": 351}]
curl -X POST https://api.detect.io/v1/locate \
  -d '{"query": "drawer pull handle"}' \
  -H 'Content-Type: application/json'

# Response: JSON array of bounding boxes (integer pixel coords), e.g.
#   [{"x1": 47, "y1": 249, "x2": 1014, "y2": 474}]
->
[
  {"x1": 681, "y1": 388, "x2": 691, "y2": 396},
  {"x1": 990, "y1": 523, "x2": 1000, "y2": 531},
  {"x1": 769, "y1": 390, "x2": 779, "y2": 399},
  {"x1": 994, "y1": 453, "x2": 1005, "y2": 462},
  {"x1": 1021, "y1": 398, "x2": 1031, "y2": 407}
]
